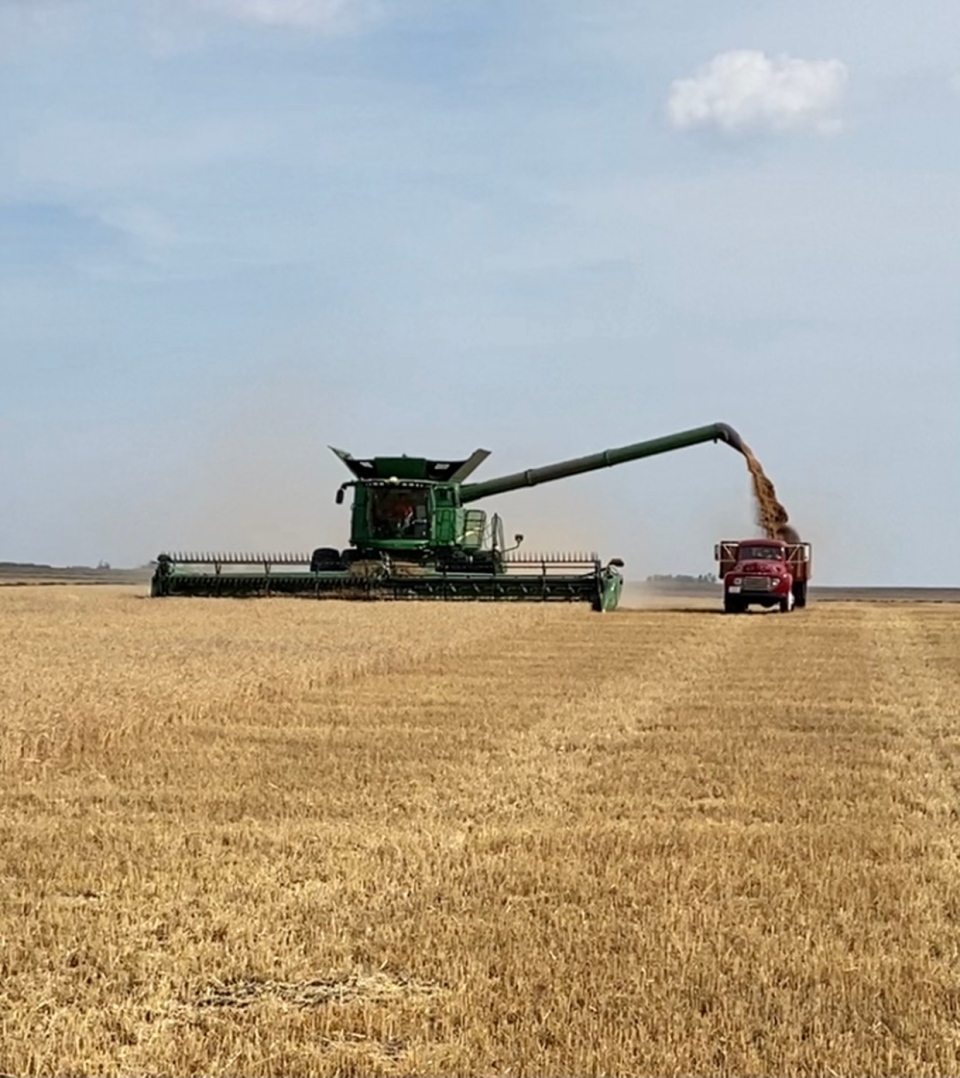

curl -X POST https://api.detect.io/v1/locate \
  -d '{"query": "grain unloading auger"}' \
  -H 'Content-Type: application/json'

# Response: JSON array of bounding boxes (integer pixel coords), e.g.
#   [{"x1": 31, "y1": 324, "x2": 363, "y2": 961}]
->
[{"x1": 152, "y1": 422, "x2": 745, "y2": 610}]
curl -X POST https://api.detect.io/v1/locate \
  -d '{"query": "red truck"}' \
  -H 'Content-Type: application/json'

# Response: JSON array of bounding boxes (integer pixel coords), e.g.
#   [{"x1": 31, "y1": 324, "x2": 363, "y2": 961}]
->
[{"x1": 715, "y1": 538, "x2": 812, "y2": 614}]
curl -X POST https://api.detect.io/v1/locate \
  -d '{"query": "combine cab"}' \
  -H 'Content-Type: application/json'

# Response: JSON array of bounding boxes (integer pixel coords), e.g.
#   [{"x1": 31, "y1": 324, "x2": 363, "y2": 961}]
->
[{"x1": 153, "y1": 422, "x2": 748, "y2": 611}]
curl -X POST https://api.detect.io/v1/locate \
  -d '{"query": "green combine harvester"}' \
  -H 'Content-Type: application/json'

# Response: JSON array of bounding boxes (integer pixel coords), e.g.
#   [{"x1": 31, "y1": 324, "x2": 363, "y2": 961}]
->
[{"x1": 152, "y1": 422, "x2": 745, "y2": 611}]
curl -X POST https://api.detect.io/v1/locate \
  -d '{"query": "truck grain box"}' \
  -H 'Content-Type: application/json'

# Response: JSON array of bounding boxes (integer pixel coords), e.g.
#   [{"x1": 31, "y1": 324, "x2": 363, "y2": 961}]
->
[{"x1": 715, "y1": 538, "x2": 812, "y2": 614}]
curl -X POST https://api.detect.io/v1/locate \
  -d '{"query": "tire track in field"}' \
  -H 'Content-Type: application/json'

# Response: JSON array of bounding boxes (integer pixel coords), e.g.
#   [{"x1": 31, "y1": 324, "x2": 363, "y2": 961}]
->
[
  {"x1": 100, "y1": 605, "x2": 960, "y2": 1077},
  {"x1": 436, "y1": 609, "x2": 750, "y2": 826},
  {"x1": 443, "y1": 604, "x2": 960, "y2": 1077},
  {"x1": 820, "y1": 603, "x2": 960, "y2": 1072},
  {"x1": 99, "y1": 609, "x2": 753, "y2": 1077},
  {"x1": 863, "y1": 603, "x2": 960, "y2": 870},
  {"x1": 446, "y1": 604, "x2": 898, "y2": 832},
  {"x1": 264, "y1": 602, "x2": 959, "y2": 1078},
  {"x1": 228, "y1": 607, "x2": 754, "y2": 827}
]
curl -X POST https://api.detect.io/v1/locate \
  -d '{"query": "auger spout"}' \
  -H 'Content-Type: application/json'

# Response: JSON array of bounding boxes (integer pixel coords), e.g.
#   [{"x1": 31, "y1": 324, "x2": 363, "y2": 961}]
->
[{"x1": 459, "y1": 422, "x2": 744, "y2": 503}]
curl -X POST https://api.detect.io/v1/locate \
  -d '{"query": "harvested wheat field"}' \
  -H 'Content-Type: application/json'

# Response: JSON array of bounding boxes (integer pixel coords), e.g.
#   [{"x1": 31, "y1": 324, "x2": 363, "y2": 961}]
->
[{"x1": 2, "y1": 587, "x2": 960, "y2": 1076}]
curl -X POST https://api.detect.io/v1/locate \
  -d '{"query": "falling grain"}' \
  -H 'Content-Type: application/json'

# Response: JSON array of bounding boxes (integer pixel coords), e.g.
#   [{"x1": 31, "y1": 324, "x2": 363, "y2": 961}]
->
[{"x1": 739, "y1": 440, "x2": 799, "y2": 541}]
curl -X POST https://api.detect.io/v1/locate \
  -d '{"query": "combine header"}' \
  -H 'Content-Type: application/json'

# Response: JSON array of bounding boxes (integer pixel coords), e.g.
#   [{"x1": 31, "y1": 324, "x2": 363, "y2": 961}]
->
[{"x1": 152, "y1": 422, "x2": 745, "y2": 611}]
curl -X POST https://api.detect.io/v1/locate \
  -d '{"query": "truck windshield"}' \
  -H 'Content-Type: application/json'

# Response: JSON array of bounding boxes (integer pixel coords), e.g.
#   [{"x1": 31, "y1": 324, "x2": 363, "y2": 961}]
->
[{"x1": 739, "y1": 545, "x2": 783, "y2": 561}]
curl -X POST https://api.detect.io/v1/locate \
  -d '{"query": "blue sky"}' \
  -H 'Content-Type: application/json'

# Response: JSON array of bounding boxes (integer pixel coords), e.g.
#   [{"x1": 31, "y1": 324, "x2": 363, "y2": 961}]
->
[{"x1": 1, "y1": 0, "x2": 957, "y2": 584}]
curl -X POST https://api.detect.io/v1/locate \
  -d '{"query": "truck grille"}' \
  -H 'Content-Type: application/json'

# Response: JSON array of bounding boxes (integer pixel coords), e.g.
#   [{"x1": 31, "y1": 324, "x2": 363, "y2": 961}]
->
[{"x1": 743, "y1": 575, "x2": 772, "y2": 591}]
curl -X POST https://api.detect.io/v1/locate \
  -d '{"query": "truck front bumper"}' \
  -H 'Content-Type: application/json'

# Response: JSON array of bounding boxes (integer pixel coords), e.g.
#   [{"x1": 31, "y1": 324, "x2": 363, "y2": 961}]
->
[{"x1": 727, "y1": 580, "x2": 792, "y2": 601}]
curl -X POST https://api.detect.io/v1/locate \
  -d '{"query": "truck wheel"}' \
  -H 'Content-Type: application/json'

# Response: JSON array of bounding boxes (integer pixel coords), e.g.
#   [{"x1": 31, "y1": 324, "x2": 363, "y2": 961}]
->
[
  {"x1": 779, "y1": 597, "x2": 791, "y2": 613},
  {"x1": 792, "y1": 580, "x2": 807, "y2": 609},
  {"x1": 724, "y1": 595, "x2": 742, "y2": 614}
]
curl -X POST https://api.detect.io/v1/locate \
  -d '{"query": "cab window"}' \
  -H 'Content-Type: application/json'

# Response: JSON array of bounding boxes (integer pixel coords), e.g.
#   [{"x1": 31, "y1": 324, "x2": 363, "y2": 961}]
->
[
  {"x1": 739, "y1": 545, "x2": 783, "y2": 561},
  {"x1": 369, "y1": 487, "x2": 429, "y2": 539}
]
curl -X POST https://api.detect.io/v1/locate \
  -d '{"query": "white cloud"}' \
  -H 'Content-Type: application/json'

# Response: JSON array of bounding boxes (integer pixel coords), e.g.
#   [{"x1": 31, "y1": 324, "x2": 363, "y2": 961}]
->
[
  {"x1": 202, "y1": 0, "x2": 373, "y2": 31},
  {"x1": 667, "y1": 50, "x2": 848, "y2": 136},
  {"x1": 949, "y1": 71, "x2": 960, "y2": 95}
]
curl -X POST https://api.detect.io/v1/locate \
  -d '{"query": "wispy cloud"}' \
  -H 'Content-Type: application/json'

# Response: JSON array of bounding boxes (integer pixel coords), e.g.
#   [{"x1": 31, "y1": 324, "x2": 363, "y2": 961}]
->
[
  {"x1": 0, "y1": 0, "x2": 89, "y2": 52},
  {"x1": 96, "y1": 204, "x2": 180, "y2": 251},
  {"x1": 667, "y1": 50, "x2": 848, "y2": 136},
  {"x1": 201, "y1": 0, "x2": 375, "y2": 31},
  {"x1": 15, "y1": 117, "x2": 268, "y2": 194}
]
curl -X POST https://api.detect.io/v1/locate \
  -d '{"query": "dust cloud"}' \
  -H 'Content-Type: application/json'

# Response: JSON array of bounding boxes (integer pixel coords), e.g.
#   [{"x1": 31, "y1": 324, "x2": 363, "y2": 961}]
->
[
  {"x1": 150, "y1": 367, "x2": 354, "y2": 557},
  {"x1": 482, "y1": 481, "x2": 620, "y2": 561}
]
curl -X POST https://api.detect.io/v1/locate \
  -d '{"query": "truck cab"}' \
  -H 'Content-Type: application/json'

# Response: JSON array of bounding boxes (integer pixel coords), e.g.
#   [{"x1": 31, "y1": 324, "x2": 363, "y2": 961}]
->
[{"x1": 715, "y1": 538, "x2": 812, "y2": 614}]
